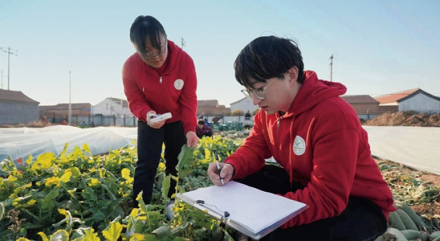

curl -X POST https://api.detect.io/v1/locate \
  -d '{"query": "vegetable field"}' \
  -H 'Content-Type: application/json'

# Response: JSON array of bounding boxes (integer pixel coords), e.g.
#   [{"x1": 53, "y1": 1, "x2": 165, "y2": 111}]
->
[{"x1": 0, "y1": 134, "x2": 439, "y2": 241}]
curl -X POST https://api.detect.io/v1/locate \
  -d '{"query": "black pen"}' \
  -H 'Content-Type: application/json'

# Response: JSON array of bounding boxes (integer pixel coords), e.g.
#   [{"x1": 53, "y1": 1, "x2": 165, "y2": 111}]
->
[{"x1": 213, "y1": 149, "x2": 224, "y2": 185}]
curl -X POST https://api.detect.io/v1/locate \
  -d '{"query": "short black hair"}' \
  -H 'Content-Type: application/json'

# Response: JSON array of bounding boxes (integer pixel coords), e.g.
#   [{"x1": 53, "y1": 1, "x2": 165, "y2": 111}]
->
[
  {"x1": 198, "y1": 119, "x2": 205, "y2": 125},
  {"x1": 234, "y1": 36, "x2": 304, "y2": 87},
  {"x1": 130, "y1": 16, "x2": 167, "y2": 57}
]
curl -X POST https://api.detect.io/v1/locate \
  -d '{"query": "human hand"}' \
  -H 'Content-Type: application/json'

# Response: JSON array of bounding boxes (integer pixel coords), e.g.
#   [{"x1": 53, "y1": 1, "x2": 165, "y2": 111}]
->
[
  {"x1": 146, "y1": 111, "x2": 165, "y2": 129},
  {"x1": 208, "y1": 162, "x2": 234, "y2": 186},
  {"x1": 186, "y1": 131, "x2": 198, "y2": 148}
]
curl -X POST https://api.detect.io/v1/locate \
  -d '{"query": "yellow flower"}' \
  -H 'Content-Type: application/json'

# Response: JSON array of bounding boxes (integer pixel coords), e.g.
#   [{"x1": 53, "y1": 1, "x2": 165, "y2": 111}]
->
[
  {"x1": 121, "y1": 168, "x2": 133, "y2": 184},
  {"x1": 7, "y1": 175, "x2": 17, "y2": 182},
  {"x1": 158, "y1": 162, "x2": 166, "y2": 172},
  {"x1": 45, "y1": 177, "x2": 60, "y2": 186},
  {"x1": 88, "y1": 178, "x2": 100, "y2": 187}
]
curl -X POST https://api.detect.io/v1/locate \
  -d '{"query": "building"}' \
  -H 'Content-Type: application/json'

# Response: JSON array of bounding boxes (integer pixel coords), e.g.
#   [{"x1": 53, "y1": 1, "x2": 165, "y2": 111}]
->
[
  {"x1": 92, "y1": 97, "x2": 136, "y2": 126},
  {"x1": 92, "y1": 97, "x2": 132, "y2": 117},
  {"x1": 197, "y1": 100, "x2": 230, "y2": 116},
  {"x1": 39, "y1": 103, "x2": 92, "y2": 124},
  {"x1": 0, "y1": 89, "x2": 39, "y2": 125},
  {"x1": 375, "y1": 88, "x2": 440, "y2": 114},
  {"x1": 340, "y1": 95, "x2": 383, "y2": 119},
  {"x1": 229, "y1": 97, "x2": 258, "y2": 114}
]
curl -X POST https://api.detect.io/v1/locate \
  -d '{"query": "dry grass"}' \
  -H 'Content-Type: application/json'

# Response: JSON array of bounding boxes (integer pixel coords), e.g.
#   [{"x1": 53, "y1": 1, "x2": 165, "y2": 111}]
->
[{"x1": 0, "y1": 120, "x2": 51, "y2": 128}]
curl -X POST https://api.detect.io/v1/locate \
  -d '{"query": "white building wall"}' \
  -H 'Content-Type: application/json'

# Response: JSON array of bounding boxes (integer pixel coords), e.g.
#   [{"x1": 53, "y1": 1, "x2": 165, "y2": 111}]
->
[
  {"x1": 92, "y1": 98, "x2": 133, "y2": 117},
  {"x1": 230, "y1": 97, "x2": 259, "y2": 113},
  {"x1": 399, "y1": 94, "x2": 440, "y2": 113}
]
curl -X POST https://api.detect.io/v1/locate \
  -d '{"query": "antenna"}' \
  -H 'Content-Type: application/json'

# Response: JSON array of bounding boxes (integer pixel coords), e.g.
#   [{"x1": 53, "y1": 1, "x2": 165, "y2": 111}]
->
[
  {"x1": 69, "y1": 71, "x2": 72, "y2": 125},
  {"x1": 329, "y1": 54, "x2": 336, "y2": 82},
  {"x1": 181, "y1": 37, "x2": 186, "y2": 49},
  {"x1": 0, "y1": 47, "x2": 18, "y2": 90}
]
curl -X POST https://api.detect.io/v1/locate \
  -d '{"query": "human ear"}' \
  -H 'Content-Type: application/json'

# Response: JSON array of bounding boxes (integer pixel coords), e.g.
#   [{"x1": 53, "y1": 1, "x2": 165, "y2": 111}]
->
[{"x1": 288, "y1": 66, "x2": 299, "y2": 85}]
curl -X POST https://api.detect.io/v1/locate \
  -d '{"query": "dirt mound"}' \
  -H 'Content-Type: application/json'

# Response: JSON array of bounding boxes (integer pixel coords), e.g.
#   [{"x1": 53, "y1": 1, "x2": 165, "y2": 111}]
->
[{"x1": 364, "y1": 111, "x2": 440, "y2": 127}]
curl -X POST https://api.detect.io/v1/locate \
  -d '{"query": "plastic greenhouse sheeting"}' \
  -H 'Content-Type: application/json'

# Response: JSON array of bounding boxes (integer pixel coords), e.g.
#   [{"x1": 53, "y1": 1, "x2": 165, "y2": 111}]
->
[
  {"x1": 0, "y1": 125, "x2": 137, "y2": 162},
  {"x1": 0, "y1": 126, "x2": 439, "y2": 175},
  {"x1": 363, "y1": 126, "x2": 440, "y2": 175}
]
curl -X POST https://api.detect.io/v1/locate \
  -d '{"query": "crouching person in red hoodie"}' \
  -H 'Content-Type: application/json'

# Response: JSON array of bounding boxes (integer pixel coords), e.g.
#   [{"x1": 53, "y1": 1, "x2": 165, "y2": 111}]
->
[{"x1": 207, "y1": 36, "x2": 395, "y2": 241}]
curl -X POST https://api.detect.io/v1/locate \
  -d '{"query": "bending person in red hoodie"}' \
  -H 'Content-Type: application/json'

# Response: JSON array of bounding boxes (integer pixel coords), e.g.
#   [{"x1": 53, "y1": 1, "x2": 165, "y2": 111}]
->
[
  {"x1": 123, "y1": 16, "x2": 198, "y2": 208},
  {"x1": 207, "y1": 36, "x2": 395, "y2": 241}
]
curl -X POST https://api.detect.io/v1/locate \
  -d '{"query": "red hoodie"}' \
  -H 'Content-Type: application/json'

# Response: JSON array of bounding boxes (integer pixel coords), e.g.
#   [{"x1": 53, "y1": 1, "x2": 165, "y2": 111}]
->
[
  {"x1": 225, "y1": 71, "x2": 395, "y2": 227},
  {"x1": 122, "y1": 40, "x2": 197, "y2": 134}
]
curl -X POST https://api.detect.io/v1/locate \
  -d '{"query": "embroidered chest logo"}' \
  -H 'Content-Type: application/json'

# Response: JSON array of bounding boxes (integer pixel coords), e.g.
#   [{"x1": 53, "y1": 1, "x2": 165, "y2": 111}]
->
[
  {"x1": 293, "y1": 135, "x2": 306, "y2": 156},
  {"x1": 174, "y1": 79, "x2": 184, "y2": 90}
]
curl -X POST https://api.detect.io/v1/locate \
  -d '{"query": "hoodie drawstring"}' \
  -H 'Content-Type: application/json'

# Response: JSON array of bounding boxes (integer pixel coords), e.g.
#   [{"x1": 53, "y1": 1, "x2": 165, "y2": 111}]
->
[{"x1": 289, "y1": 117, "x2": 295, "y2": 188}]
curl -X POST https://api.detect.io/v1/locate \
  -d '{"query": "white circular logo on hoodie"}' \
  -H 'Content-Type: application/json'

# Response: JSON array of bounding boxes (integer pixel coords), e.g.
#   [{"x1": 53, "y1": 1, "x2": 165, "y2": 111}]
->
[
  {"x1": 174, "y1": 79, "x2": 184, "y2": 90},
  {"x1": 293, "y1": 135, "x2": 306, "y2": 155}
]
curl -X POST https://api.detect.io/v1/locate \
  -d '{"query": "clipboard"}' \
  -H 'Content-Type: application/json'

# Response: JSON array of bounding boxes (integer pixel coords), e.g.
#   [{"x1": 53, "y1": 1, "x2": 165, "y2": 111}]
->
[{"x1": 177, "y1": 181, "x2": 308, "y2": 240}]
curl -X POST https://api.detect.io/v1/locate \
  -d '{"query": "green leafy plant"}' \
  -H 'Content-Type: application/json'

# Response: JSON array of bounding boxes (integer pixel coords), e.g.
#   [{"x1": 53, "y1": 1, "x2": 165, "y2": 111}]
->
[{"x1": 0, "y1": 136, "x2": 240, "y2": 240}]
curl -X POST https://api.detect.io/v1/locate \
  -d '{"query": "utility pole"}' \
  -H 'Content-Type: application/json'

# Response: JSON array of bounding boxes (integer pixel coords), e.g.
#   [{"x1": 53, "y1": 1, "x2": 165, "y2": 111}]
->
[
  {"x1": 329, "y1": 54, "x2": 335, "y2": 82},
  {"x1": 0, "y1": 47, "x2": 18, "y2": 90},
  {"x1": 1, "y1": 70, "x2": 3, "y2": 89},
  {"x1": 69, "y1": 71, "x2": 72, "y2": 125},
  {"x1": 181, "y1": 37, "x2": 186, "y2": 49}
]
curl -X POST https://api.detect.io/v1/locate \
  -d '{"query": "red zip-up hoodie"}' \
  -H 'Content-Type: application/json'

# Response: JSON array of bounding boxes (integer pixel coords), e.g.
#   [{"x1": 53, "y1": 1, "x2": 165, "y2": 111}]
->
[
  {"x1": 225, "y1": 71, "x2": 395, "y2": 227},
  {"x1": 122, "y1": 40, "x2": 197, "y2": 134}
]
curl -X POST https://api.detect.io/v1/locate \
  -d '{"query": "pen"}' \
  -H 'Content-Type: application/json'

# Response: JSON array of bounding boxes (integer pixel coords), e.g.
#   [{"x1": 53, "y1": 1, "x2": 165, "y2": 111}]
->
[{"x1": 213, "y1": 149, "x2": 224, "y2": 185}]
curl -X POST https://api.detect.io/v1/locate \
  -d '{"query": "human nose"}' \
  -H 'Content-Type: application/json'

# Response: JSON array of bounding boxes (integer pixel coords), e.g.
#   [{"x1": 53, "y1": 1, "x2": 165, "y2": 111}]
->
[
  {"x1": 252, "y1": 94, "x2": 262, "y2": 105},
  {"x1": 148, "y1": 54, "x2": 160, "y2": 60}
]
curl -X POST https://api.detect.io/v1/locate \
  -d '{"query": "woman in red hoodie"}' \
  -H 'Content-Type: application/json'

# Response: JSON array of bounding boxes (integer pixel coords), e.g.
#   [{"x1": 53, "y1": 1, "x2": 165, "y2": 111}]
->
[
  {"x1": 123, "y1": 16, "x2": 198, "y2": 208},
  {"x1": 207, "y1": 36, "x2": 395, "y2": 241}
]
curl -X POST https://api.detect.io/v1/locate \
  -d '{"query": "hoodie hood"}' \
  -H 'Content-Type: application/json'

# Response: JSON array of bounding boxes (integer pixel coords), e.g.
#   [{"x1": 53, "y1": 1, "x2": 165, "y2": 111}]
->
[
  {"x1": 163, "y1": 40, "x2": 183, "y2": 73},
  {"x1": 279, "y1": 71, "x2": 347, "y2": 119}
]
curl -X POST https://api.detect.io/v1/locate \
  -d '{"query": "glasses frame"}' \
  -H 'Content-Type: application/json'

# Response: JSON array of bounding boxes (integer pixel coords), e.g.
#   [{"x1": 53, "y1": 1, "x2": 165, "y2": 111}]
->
[
  {"x1": 140, "y1": 43, "x2": 168, "y2": 60},
  {"x1": 241, "y1": 79, "x2": 276, "y2": 100}
]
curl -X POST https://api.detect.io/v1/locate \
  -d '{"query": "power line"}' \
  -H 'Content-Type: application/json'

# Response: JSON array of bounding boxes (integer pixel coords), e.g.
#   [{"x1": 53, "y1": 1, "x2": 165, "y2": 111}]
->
[{"x1": 0, "y1": 47, "x2": 18, "y2": 90}]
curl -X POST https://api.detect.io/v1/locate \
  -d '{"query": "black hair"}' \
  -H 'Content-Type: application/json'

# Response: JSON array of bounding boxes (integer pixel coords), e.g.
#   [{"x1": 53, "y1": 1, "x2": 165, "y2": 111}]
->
[
  {"x1": 130, "y1": 16, "x2": 167, "y2": 57},
  {"x1": 234, "y1": 36, "x2": 304, "y2": 87},
  {"x1": 198, "y1": 119, "x2": 205, "y2": 125}
]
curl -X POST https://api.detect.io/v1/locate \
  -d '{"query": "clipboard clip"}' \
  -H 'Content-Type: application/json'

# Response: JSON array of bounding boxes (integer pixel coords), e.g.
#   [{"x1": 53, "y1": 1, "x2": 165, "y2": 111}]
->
[{"x1": 196, "y1": 200, "x2": 230, "y2": 218}]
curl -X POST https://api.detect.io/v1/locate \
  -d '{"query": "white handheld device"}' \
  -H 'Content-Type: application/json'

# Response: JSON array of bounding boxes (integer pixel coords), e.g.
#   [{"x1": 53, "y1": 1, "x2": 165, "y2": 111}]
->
[{"x1": 150, "y1": 112, "x2": 172, "y2": 124}]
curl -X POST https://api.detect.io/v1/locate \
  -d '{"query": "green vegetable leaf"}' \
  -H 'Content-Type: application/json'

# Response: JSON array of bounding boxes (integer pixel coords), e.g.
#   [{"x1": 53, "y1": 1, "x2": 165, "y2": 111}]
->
[
  {"x1": 162, "y1": 175, "x2": 171, "y2": 201},
  {"x1": 49, "y1": 229, "x2": 69, "y2": 241},
  {"x1": 176, "y1": 145, "x2": 195, "y2": 179},
  {"x1": 0, "y1": 203, "x2": 4, "y2": 221},
  {"x1": 102, "y1": 220, "x2": 123, "y2": 241},
  {"x1": 152, "y1": 225, "x2": 172, "y2": 239}
]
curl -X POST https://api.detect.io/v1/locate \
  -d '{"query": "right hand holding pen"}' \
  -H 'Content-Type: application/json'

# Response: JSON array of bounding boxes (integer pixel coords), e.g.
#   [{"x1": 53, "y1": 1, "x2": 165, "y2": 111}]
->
[
  {"x1": 147, "y1": 110, "x2": 165, "y2": 129},
  {"x1": 208, "y1": 162, "x2": 234, "y2": 186}
]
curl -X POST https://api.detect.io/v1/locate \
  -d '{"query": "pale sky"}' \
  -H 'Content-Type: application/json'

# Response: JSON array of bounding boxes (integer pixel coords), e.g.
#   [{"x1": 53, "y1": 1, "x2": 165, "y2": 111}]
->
[{"x1": 1, "y1": 0, "x2": 439, "y2": 107}]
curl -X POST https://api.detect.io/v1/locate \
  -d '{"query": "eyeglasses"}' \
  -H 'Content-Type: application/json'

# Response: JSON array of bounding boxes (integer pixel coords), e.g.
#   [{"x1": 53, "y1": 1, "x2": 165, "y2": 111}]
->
[
  {"x1": 241, "y1": 79, "x2": 275, "y2": 100},
  {"x1": 140, "y1": 44, "x2": 167, "y2": 60}
]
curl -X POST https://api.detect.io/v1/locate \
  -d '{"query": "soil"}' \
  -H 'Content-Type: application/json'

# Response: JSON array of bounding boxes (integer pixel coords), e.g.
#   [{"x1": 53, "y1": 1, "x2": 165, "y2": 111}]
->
[
  {"x1": 365, "y1": 111, "x2": 440, "y2": 220},
  {"x1": 363, "y1": 111, "x2": 440, "y2": 127},
  {"x1": 375, "y1": 158, "x2": 440, "y2": 219}
]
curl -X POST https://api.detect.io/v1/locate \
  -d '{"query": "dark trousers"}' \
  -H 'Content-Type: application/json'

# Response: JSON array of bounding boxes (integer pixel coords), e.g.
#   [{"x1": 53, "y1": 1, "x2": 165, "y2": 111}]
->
[
  {"x1": 132, "y1": 120, "x2": 186, "y2": 206},
  {"x1": 235, "y1": 165, "x2": 387, "y2": 241}
]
